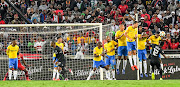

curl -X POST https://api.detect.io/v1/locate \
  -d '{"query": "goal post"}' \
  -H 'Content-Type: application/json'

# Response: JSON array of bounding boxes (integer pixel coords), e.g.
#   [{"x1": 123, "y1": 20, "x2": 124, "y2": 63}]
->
[{"x1": 0, "y1": 23, "x2": 106, "y2": 80}]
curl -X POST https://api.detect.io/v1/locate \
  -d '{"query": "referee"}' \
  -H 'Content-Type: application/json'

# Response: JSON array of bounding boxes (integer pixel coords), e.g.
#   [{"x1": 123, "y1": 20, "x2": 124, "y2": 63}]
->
[{"x1": 150, "y1": 44, "x2": 169, "y2": 80}]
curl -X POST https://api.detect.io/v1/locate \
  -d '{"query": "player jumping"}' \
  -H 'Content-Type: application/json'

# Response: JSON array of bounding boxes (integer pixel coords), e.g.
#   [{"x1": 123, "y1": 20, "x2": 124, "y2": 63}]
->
[
  {"x1": 3, "y1": 53, "x2": 30, "y2": 81},
  {"x1": 51, "y1": 40, "x2": 73, "y2": 81},
  {"x1": 115, "y1": 24, "x2": 128, "y2": 75},
  {"x1": 87, "y1": 42, "x2": 109, "y2": 80},
  {"x1": 124, "y1": 21, "x2": 138, "y2": 70},
  {"x1": 6, "y1": 39, "x2": 19, "y2": 80},
  {"x1": 138, "y1": 32, "x2": 148, "y2": 77},
  {"x1": 104, "y1": 36, "x2": 118, "y2": 80},
  {"x1": 150, "y1": 44, "x2": 168, "y2": 80}
]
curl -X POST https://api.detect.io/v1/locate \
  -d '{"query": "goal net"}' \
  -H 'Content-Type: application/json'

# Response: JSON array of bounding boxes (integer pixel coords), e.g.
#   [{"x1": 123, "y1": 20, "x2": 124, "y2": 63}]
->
[{"x1": 0, "y1": 23, "x2": 116, "y2": 80}]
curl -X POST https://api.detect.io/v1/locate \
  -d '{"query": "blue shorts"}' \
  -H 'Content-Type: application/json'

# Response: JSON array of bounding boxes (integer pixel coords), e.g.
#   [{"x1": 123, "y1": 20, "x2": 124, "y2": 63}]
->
[
  {"x1": 118, "y1": 46, "x2": 128, "y2": 56},
  {"x1": 138, "y1": 49, "x2": 147, "y2": 61},
  {"x1": 9, "y1": 58, "x2": 18, "y2": 69},
  {"x1": 105, "y1": 55, "x2": 116, "y2": 65},
  {"x1": 93, "y1": 60, "x2": 107, "y2": 68},
  {"x1": 53, "y1": 57, "x2": 58, "y2": 67},
  {"x1": 127, "y1": 41, "x2": 136, "y2": 52},
  {"x1": 150, "y1": 49, "x2": 161, "y2": 58}
]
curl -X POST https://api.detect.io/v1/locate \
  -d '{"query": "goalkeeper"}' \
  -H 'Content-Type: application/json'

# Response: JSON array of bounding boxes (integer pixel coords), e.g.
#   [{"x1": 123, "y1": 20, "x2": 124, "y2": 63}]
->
[{"x1": 51, "y1": 40, "x2": 73, "y2": 81}]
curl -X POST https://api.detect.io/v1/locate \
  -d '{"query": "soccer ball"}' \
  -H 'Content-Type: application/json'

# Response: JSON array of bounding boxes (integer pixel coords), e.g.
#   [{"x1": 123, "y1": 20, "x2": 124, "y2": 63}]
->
[{"x1": 160, "y1": 31, "x2": 166, "y2": 37}]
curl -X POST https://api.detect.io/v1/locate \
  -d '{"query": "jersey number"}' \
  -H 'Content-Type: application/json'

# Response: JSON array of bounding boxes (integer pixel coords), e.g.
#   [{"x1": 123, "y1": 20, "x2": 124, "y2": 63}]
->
[{"x1": 153, "y1": 48, "x2": 159, "y2": 56}]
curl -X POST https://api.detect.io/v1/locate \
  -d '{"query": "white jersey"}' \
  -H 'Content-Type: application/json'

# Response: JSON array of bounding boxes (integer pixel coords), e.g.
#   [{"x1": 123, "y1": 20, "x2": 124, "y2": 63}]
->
[
  {"x1": 125, "y1": 20, "x2": 133, "y2": 28},
  {"x1": 34, "y1": 41, "x2": 45, "y2": 51}
]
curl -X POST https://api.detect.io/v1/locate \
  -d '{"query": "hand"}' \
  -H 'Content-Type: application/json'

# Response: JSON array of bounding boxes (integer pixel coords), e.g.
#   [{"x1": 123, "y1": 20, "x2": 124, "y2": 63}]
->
[
  {"x1": 101, "y1": 53, "x2": 105, "y2": 57},
  {"x1": 55, "y1": 62, "x2": 58, "y2": 65}
]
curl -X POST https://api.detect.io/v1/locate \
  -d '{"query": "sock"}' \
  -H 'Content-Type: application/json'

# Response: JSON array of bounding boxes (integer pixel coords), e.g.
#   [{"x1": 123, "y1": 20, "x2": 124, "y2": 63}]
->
[
  {"x1": 13, "y1": 71, "x2": 17, "y2": 80},
  {"x1": 56, "y1": 70, "x2": 60, "y2": 79},
  {"x1": 108, "y1": 70, "x2": 110, "y2": 79},
  {"x1": 128, "y1": 56, "x2": 133, "y2": 67},
  {"x1": 143, "y1": 61, "x2": 147, "y2": 74},
  {"x1": 25, "y1": 71, "x2": 29, "y2": 79},
  {"x1": 53, "y1": 69, "x2": 56, "y2": 79},
  {"x1": 106, "y1": 70, "x2": 110, "y2": 79},
  {"x1": 4, "y1": 72, "x2": 8, "y2": 80},
  {"x1": 123, "y1": 60, "x2": 127, "y2": 70},
  {"x1": 139, "y1": 61, "x2": 142, "y2": 74},
  {"x1": 112, "y1": 70, "x2": 115, "y2": 79},
  {"x1": 161, "y1": 63, "x2": 163, "y2": 70},
  {"x1": 133, "y1": 55, "x2": 137, "y2": 65},
  {"x1": 149, "y1": 65, "x2": 152, "y2": 74},
  {"x1": 87, "y1": 70, "x2": 94, "y2": 80},
  {"x1": 9, "y1": 70, "x2": 12, "y2": 80},
  {"x1": 160, "y1": 69, "x2": 163, "y2": 78},
  {"x1": 116, "y1": 59, "x2": 121, "y2": 69}
]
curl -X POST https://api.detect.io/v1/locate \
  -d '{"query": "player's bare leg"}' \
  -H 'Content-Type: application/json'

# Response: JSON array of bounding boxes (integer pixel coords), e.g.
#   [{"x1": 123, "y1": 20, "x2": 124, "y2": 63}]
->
[
  {"x1": 122, "y1": 56, "x2": 127, "y2": 74},
  {"x1": 23, "y1": 69, "x2": 30, "y2": 81},
  {"x1": 132, "y1": 50, "x2": 138, "y2": 70},
  {"x1": 53, "y1": 67, "x2": 58, "y2": 80},
  {"x1": 116, "y1": 56, "x2": 122, "y2": 75},
  {"x1": 128, "y1": 51, "x2": 135, "y2": 70}
]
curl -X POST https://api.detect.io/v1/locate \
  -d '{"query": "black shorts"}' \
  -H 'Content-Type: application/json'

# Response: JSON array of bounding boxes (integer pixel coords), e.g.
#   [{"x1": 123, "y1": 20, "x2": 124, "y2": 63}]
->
[{"x1": 150, "y1": 60, "x2": 161, "y2": 69}]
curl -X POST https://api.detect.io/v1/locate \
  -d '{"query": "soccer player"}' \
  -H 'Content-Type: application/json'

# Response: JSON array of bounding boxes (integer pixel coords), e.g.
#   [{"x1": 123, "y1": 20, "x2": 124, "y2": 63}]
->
[
  {"x1": 147, "y1": 32, "x2": 164, "y2": 73},
  {"x1": 56, "y1": 36, "x2": 64, "y2": 52},
  {"x1": 6, "y1": 39, "x2": 19, "y2": 80},
  {"x1": 124, "y1": 21, "x2": 138, "y2": 70},
  {"x1": 51, "y1": 40, "x2": 73, "y2": 81},
  {"x1": 3, "y1": 53, "x2": 30, "y2": 81},
  {"x1": 104, "y1": 36, "x2": 118, "y2": 80},
  {"x1": 138, "y1": 32, "x2": 148, "y2": 77},
  {"x1": 150, "y1": 44, "x2": 168, "y2": 80},
  {"x1": 87, "y1": 42, "x2": 109, "y2": 80},
  {"x1": 115, "y1": 24, "x2": 128, "y2": 75}
]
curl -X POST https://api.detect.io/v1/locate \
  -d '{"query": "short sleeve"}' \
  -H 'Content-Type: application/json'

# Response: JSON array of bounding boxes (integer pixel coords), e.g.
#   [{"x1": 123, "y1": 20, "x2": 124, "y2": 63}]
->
[{"x1": 160, "y1": 48, "x2": 164, "y2": 55}]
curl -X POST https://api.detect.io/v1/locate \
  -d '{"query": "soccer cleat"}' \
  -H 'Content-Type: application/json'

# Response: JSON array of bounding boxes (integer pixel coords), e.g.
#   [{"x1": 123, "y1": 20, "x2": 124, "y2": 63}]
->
[
  {"x1": 151, "y1": 73, "x2": 155, "y2": 80},
  {"x1": 108, "y1": 78, "x2": 112, "y2": 80},
  {"x1": 3, "y1": 77, "x2": 6, "y2": 81},
  {"x1": 160, "y1": 78, "x2": 163, "y2": 80},
  {"x1": 64, "y1": 78, "x2": 68, "y2": 81},
  {"x1": 69, "y1": 69, "x2": 74, "y2": 75},
  {"x1": 140, "y1": 73, "x2": 143, "y2": 78},
  {"x1": 131, "y1": 66, "x2": 135, "y2": 71},
  {"x1": 53, "y1": 78, "x2": 56, "y2": 81},
  {"x1": 122, "y1": 69, "x2": 125, "y2": 74},
  {"x1": 134, "y1": 65, "x2": 139, "y2": 70},
  {"x1": 56, "y1": 79, "x2": 60, "y2": 81},
  {"x1": 112, "y1": 78, "x2": 116, "y2": 80},
  {"x1": 144, "y1": 73, "x2": 148, "y2": 77},
  {"x1": 26, "y1": 78, "x2": 31, "y2": 81},
  {"x1": 87, "y1": 77, "x2": 90, "y2": 80},
  {"x1": 116, "y1": 69, "x2": 120, "y2": 75}
]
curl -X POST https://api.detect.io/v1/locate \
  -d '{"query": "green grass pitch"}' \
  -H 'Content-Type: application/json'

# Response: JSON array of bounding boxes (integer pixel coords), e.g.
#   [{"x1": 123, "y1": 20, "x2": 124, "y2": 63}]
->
[{"x1": 1, "y1": 80, "x2": 180, "y2": 87}]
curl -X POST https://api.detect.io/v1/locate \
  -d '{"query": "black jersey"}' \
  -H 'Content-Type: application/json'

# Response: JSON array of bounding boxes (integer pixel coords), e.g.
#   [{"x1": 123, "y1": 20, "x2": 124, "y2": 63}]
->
[
  {"x1": 151, "y1": 44, "x2": 164, "y2": 61},
  {"x1": 53, "y1": 46, "x2": 65, "y2": 62}
]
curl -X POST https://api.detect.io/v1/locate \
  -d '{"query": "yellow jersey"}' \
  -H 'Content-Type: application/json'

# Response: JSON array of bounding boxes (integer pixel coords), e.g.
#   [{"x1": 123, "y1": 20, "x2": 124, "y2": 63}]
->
[
  {"x1": 125, "y1": 26, "x2": 138, "y2": 42},
  {"x1": 85, "y1": 37, "x2": 95, "y2": 44},
  {"x1": 7, "y1": 45, "x2": 19, "y2": 59},
  {"x1": 93, "y1": 46, "x2": 103, "y2": 61},
  {"x1": 115, "y1": 30, "x2": 127, "y2": 46},
  {"x1": 77, "y1": 36, "x2": 85, "y2": 44},
  {"x1": 56, "y1": 42, "x2": 64, "y2": 50},
  {"x1": 104, "y1": 40, "x2": 117, "y2": 56},
  {"x1": 138, "y1": 34, "x2": 147, "y2": 50},
  {"x1": 148, "y1": 35, "x2": 161, "y2": 45}
]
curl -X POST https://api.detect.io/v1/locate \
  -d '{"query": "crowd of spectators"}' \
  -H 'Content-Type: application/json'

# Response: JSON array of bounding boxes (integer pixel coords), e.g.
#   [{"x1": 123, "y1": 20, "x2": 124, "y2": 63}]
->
[{"x1": 1, "y1": 0, "x2": 180, "y2": 56}]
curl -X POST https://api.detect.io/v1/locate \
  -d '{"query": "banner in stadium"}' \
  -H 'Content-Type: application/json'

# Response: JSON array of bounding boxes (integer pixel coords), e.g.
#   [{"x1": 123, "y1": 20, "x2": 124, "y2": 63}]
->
[{"x1": 1, "y1": 58, "x2": 180, "y2": 80}]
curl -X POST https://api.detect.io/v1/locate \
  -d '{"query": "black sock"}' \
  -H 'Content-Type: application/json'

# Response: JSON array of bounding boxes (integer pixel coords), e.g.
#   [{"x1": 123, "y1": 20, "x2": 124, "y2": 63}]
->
[{"x1": 160, "y1": 69, "x2": 162, "y2": 78}]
